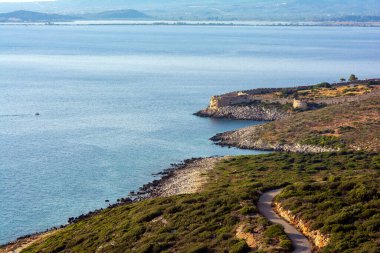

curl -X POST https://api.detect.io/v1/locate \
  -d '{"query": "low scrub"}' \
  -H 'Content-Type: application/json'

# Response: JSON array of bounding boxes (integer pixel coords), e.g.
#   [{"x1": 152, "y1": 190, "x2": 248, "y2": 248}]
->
[{"x1": 23, "y1": 152, "x2": 379, "y2": 253}]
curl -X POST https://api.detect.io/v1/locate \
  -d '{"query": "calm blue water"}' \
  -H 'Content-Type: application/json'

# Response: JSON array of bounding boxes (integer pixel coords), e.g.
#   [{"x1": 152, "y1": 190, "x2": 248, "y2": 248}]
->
[{"x1": 0, "y1": 25, "x2": 380, "y2": 244}]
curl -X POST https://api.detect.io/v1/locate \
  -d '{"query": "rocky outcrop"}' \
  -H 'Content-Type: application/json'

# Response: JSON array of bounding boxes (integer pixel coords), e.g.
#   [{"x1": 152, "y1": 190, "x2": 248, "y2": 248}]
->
[
  {"x1": 236, "y1": 224, "x2": 258, "y2": 249},
  {"x1": 195, "y1": 104, "x2": 291, "y2": 121},
  {"x1": 274, "y1": 202, "x2": 330, "y2": 249},
  {"x1": 211, "y1": 125, "x2": 337, "y2": 153},
  {"x1": 293, "y1": 99, "x2": 308, "y2": 109}
]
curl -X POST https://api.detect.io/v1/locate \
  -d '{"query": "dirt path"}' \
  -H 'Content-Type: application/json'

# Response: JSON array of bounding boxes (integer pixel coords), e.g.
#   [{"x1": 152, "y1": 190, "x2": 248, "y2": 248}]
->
[{"x1": 258, "y1": 189, "x2": 312, "y2": 253}]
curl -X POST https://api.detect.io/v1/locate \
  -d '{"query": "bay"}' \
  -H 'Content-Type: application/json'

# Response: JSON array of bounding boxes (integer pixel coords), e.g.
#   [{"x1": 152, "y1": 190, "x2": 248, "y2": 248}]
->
[{"x1": 0, "y1": 25, "x2": 379, "y2": 244}]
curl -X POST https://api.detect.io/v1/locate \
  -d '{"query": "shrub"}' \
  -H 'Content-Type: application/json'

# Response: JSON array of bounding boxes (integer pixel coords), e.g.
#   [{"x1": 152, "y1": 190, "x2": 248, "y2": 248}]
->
[
  {"x1": 264, "y1": 224, "x2": 285, "y2": 238},
  {"x1": 137, "y1": 208, "x2": 163, "y2": 222},
  {"x1": 187, "y1": 244, "x2": 209, "y2": 253},
  {"x1": 229, "y1": 241, "x2": 250, "y2": 253},
  {"x1": 240, "y1": 206, "x2": 256, "y2": 215}
]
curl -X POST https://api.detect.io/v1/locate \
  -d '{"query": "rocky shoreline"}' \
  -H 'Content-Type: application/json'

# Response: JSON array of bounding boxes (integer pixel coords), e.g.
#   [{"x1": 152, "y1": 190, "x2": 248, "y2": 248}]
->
[
  {"x1": 131, "y1": 157, "x2": 222, "y2": 199},
  {"x1": 211, "y1": 127, "x2": 337, "y2": 153},
  {"x1": 195, "y1": 104, "x2": 290, "y2": 121},
  {"x1": 1, "y1": 157, "x2": 222, "y2": 253}
]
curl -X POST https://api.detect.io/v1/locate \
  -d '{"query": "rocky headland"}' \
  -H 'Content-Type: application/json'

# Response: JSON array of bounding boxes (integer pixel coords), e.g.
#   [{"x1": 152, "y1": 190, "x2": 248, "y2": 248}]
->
[
  {"x1": 205, "y1": 79, "x2": 380, "y2": 152},
  {"x1": 195, "y1": 79, "x2": 380, "y2": 121},
  {"x1": 195, "y1": 103, "x2": 291, "y2": 121}
]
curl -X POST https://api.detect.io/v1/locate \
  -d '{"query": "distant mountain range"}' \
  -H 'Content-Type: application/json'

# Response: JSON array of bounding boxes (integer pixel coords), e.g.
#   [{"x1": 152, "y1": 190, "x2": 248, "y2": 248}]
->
[
  {"x1": 0, "y1": 10, "x2": 79, "y2": 22},
  {"x1": 1, "y1": 1, "x2": 380, "y2": 23},
  {"x1": 0, "y1": 9, "x2": 151, "y2": 23}
]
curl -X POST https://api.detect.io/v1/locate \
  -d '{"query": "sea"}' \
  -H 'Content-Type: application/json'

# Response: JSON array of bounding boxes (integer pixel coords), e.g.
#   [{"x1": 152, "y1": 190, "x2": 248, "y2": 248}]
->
[{"x1": 0, "y1": 25, "x2": 379, "y2": 244}]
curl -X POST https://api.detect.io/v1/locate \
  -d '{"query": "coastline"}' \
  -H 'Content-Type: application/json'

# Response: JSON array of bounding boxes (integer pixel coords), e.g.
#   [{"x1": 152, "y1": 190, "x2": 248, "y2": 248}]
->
[
  {"x1": 3, "y1": 78, "x2": 379, "y2": 251},
  {"x1": 1, "y1": 20, "x2": 380, "y2": 27},
  {"x1": 135, "y1": 157, "x2": 223, "y2": 199},
  {"x1": 1, "y1": 157, "x2": 223, "y2": 252},
  {"x1": 0, "y1": 230, "x2": 57, "y2": 253},
  {"x1": 210, "y1": 128, "x2": 338, "y2": 153}
]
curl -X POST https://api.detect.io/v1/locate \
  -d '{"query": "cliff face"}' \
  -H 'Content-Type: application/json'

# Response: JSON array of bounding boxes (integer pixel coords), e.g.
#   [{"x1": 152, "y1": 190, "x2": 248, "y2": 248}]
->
[
  {"x1": 195, "y1": 104, "x2": 291, "y2": 121},
  {"x1": 274, "y1": 202, "x2": 330, "y2": 249},
  {"x1": 195, "y1": 90, "x2": 294, "y2": 121}
]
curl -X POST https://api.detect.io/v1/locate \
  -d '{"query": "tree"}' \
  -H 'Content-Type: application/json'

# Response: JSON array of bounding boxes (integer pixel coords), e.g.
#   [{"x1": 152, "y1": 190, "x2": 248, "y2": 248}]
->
[
  {"x1": 340, "y1": 78, "x2": 346, "y2": 82},
  {"x1": 349, "y1": 74, "x2": 358, "y2": 82}
]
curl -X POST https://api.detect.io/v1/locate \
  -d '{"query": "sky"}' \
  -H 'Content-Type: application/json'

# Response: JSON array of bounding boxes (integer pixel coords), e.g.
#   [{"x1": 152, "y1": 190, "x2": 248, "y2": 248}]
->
[{"x1": 0, "y1": 0, "x2": 55, "y2": 2}]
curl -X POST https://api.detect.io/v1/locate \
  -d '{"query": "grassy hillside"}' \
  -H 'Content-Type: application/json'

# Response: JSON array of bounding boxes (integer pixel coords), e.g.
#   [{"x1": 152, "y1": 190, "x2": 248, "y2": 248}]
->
[
  {"x1": 212, "y1": 92, "x2": 380, "y2": 152},
  {"x1": 21, "y1": 152, "x2": 379, "y2": 253}
]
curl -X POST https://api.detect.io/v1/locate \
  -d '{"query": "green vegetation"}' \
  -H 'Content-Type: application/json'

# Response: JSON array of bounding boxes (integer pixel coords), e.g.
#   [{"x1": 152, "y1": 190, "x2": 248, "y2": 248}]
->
[
  {"x1": 301, "y1": 136, "x2": 345, "y2": 149},
  {"x1": 22, "y1": 152, "x2": 379, "y2": 253},
  {"x1": 278, "y1": 154, "x2": 380, "y2": 252},
  {"x1": 274, "y1": 79, "x2": 378, "y2": 100},
  {"x1": 349, "y1": 74, "x2": 359, "y2": 82},
  {"x1": 313, "y1": 82, "x2": 332, "y2": 89}
]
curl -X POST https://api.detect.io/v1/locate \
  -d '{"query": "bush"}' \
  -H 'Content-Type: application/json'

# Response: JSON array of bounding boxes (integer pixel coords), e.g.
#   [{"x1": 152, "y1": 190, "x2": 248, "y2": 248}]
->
[
  {"x1": 314, "y1": 82, "x2": 332, "y2": 88},
  {"x1": 137, "y1": 208, "x2": 163, "y2": 222},
  {"x1": 240, "y1": 206, "x2": 256, "y2": 215},
  {"x1": 187, "y1": 244, "x2": 209, "y2": 253},
  {"x1": 302, "y1": 136, "x2": 345, "y2": 149},
  {"x1": 229, "y1": 241, "x2": 250, "y2": 253},
  {"x1": 264, "y1": 224, "x2": 285, "y2": 238}
]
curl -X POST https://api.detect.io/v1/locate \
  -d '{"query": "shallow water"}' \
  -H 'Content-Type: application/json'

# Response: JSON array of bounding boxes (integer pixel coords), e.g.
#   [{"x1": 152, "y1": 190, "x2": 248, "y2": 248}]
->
[{"x1": 0, "y1": 25, "x2": 379, "y2": 244}]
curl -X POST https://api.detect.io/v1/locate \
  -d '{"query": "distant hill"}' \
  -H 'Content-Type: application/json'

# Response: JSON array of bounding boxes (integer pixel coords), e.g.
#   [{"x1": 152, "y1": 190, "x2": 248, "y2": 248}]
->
[
  {"x1": 328, "y1": 15, "x2": 380, "y2": 22},
  {"x1": 84, "y1": 9, "x2": 151, "y2": 20},
  {"x1": 0, "y1": 9, "x2": 151, "y2": 23},
  {"x1": 0, "y1": 10, "x2": 79, "y2": 22},
  {"x1": 0, "y1": 3, "x2": 379, "y2": 22}
]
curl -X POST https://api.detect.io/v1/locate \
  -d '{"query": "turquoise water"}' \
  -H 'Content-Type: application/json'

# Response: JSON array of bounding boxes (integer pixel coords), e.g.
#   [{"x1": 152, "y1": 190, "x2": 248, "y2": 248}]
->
[{"x1": 0, "y1": 25, "x2": 380, "y2": 244}]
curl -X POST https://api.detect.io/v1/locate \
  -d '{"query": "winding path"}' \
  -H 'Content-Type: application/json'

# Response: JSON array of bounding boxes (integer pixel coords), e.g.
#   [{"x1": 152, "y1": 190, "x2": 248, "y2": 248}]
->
[{"x1": 258, "y1": 189, "x2": 312, "y2": 253}]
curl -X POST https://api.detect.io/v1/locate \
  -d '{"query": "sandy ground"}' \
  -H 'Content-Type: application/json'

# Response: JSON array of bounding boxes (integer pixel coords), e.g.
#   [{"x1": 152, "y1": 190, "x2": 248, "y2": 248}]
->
[
  {"x1": 154, "y1": 157, "x2": 223, "y2": 197},
  {"x1": 258, "y1": 189, "x2": 312, "y2": 253}
]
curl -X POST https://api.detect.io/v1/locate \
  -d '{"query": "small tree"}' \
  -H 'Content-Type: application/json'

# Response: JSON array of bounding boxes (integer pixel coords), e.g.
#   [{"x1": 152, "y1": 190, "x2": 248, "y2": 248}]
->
[
  {"x1": 349, "y1": 74, "x2": 358, "y2": 82},
  {"x1": 340, "y1": 78, "x2": 346, "y2": 82}
]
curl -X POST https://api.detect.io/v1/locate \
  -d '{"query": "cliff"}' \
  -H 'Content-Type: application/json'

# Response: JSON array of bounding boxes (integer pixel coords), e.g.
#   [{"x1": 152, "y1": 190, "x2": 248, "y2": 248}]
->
[
  {"x1": 195, "y1": 79, "x2": 380, "y2": 121},
  {"x1": 195, "y1": 104, "x2": 291, "y2": 121}
]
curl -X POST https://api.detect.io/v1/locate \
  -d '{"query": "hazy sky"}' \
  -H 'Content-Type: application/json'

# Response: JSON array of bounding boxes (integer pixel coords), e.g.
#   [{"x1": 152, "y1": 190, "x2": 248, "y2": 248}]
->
[{"x1": 0, "y1": 0, "x2": 55, "y2": 2}]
